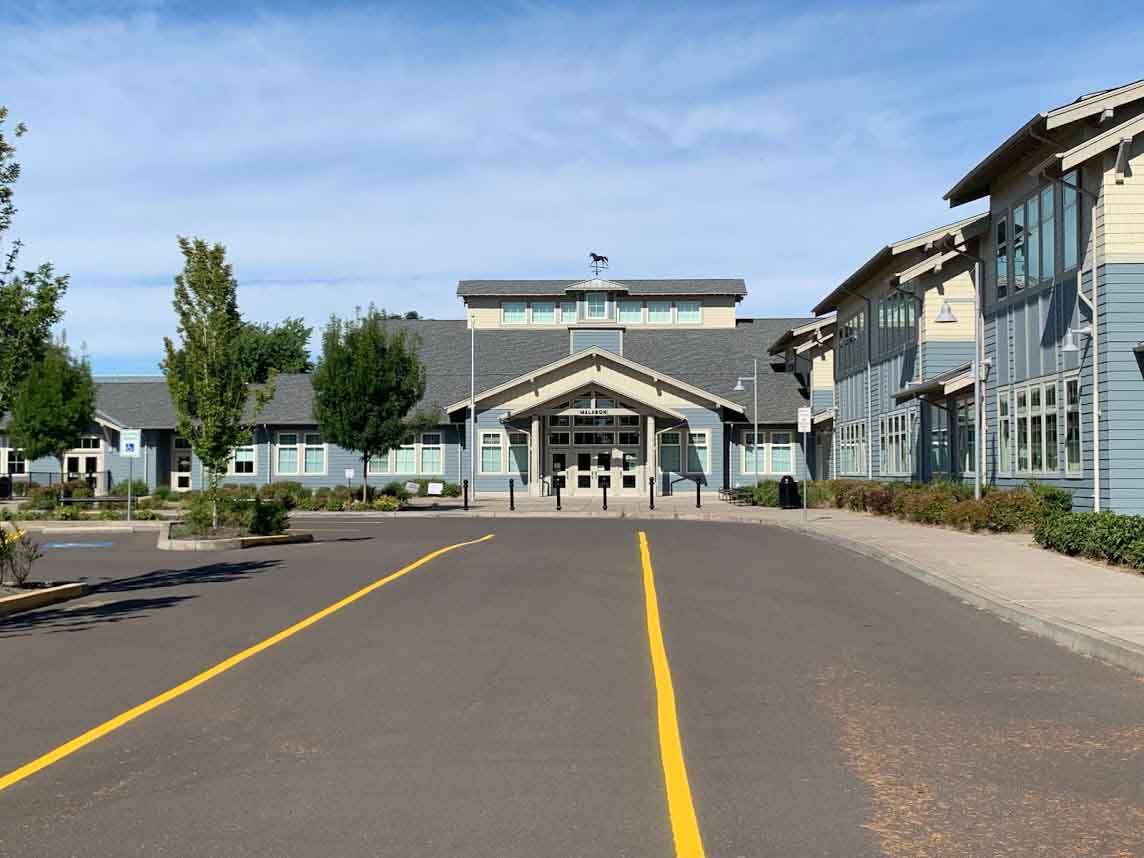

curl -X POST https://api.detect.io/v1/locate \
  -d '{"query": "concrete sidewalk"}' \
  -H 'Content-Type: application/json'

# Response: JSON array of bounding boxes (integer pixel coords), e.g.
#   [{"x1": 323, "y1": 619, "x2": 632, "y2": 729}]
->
[{"x1": 299, "y1": 496, "x2": 1144, "y2": 676}]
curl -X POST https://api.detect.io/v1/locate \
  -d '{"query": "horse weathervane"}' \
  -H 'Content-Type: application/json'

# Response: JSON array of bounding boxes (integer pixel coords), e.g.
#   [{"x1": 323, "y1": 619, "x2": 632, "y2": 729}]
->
[{"x1": 589, "y1": 252, "x2": 609, "y2": 277}]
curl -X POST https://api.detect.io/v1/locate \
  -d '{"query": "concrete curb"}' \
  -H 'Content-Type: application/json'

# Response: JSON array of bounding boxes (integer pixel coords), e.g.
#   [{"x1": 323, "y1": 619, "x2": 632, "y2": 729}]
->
[
  {"x1": 19, "y1": 522, "x2": 169, "y2": 534},
  {"x1": 156, "y1": 523, "x2": 315, "y2": 551},
  {"x1": 0, "y1": 582, "x2": 89, "y2": 617},
  {"x1": 760, "y1": 516, "x2": 1144, "y2": 678}
]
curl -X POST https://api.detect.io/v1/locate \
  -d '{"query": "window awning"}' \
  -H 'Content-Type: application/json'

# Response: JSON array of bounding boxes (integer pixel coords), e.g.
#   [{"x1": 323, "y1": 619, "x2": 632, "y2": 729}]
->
[{"x1": 893, "y1": 364, "x2": 973, "y2": 405}]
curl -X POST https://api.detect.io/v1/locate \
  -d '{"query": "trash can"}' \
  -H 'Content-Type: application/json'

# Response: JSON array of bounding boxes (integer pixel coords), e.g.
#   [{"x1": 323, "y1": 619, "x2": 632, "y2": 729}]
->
[
  {"x1": 0, "y1": 475, "x2": 10, "y2": 500},
  {"x1": 779, "y1": 474, "x2": 800, "y2": 509}
]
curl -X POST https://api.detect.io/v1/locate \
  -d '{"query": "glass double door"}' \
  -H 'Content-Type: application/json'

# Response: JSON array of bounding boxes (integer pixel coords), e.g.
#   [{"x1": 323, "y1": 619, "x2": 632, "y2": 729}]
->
[{"x1": 551, "y1": 447, "x2": 639, "y2": 495}]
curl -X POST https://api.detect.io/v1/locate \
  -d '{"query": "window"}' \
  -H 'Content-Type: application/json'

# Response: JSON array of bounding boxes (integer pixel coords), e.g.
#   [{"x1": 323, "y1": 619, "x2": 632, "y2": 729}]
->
[
  {"x1": 419, "y1": 433, "x2": 443, "y2": 473},
  {"x1": 1044, "y1": 384, "x2": 1058, "y2": 471},
  {"x1": 1012, "y1": 204, "x2": 1026, "y2": 290},
  {"x1": 276, "y1": 432, "x2": 299, "y2": 474},
  {"x1": 560, "y1": 301, "x2": 578, "y2": 323},
  {"x1": 1029, "y1": 386, "x2": 1042, "y2": 472},
  {"x1": 648, "y1": 302, "x2": 671, "y2": 324},
  {"x1": 877, "y1": 292, "x2": 917, "y2": 353},
  {"x1": 548, "y1": 414, "x2": 570, "y2": 427},
  {"x1": 368, "y1": 453, "x2": 390, "y2": 474},
  {"x1": 618, "y1": 301, "x2": 643, "y2": 324},
  {"x1": 998, "y1": 393, "x2": 1011, "y2": 474},
  {"x1": 573, "y1": 431, "x2": 614, "y2": 446},
  {"x1": 838, "y1": 421, "x2": 867, "y2": 476},
  {"x1": 7, "y1": 448, "x2": 26, "y2": 475},
  {"x1": 531, "y1": 302, "x2": 556, "y2": 324},
  {"x1": 1013, "y1": 378, "x2": 1061, "y2": 474},
  {"x1": 502, "y1": 302, "x2": 526, "y2": 324},
  {"x1": 595, "y1": 397, "x2": 616, "y2": 409},
  {"x1": 78, "y1": 436, "x2": 101, "y2": 449},
  {"x1": 617, "y1": 415, "x2": 640, "y2": 427},
  {"x1": 879, "y1": 412, "x2": 912, "y2": 476},
  {"x1": 1026, "y1": 194, "x2": 1040, "y2": 284},
  {"x1": 1062, "y1": 171, "x2": 1079, "y2": 272},
  {"x1": 676, "y1": 301, "x2": 701, "y2": 323},
  {"x1": 480, "y1": 432, "x2": 503, "y2": 473},
  {"x1": 769, "y1": 432, "x2": 793, "y2": 474},
  {"x1": 508, "y1": 432, "x2": 529, "y2": 474},
  {"x1": 686, "y1": 431, "x2": 708, "y2": 473},
  {"x1": 548, "y1": 431, "x2": 570, "y2": 446},
  {"x1": 1015, "y1": 390, "x2": 1028, "y2": 472},
  {"x1": 574, "y1": 415, "x2": 613, "y2": 427},
  {"x1": 586, "y1": 293, "x2": 607, "y2": 320},
  {"x1": 837, "y1": 310, "x2": 866, "y2": 376},
  {"x1": 618, "y1": 432, "x2": 640, "y2": 446},
  {"x1": 740, "y1": 430, "x2": 763, "y2": 474},
  {"x1": 930, "y1": 404, "x2": 950, "y2": 475},
  {"x1": 303, "y1": 433, "x2": 325, "y2": 474},
  {"x1": 1040, "y1": 186, "x2": 1055, "y2": 282},
  {"x1": 659, "y1": 431, "x2": 682, "y2": 472},
  {"x1": 957, "y1": 400, "x2": 976, "y2": 474},
  {"x1": 232, "y1": 444, "x2": 256, "y2": 475},
  {"x1": 995, "y1": 216, "x2": 1009, "y2": 300},
  {"x1": 393, "y1": 443, "x2": 416, "y2": 473},
  {"x1": 1065, "y1": 377, "x2": 1081, "y2": 474}
]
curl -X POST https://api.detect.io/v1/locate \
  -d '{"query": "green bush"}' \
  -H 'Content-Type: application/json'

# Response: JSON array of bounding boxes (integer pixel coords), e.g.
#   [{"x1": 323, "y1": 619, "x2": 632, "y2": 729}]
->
[
  {"x1": 372, "y1": 495, "x2": 400, "y2": 512},
  {"x1": 249, "y1": 498, "x2": 289, "y2": 535},
  {"x1": 948, "y1": 498, "x2": 988, "y2": 531},
  {"x1": 441, "y1": 482, "x2": 462, "y2": 498},
  {"x1": 1035, "y1": 511, "x2": 1144, "y2": 569},
  {"x1": 980, "y1": 489, "x2": 1041, "y2": 532},
  {"x1": 56, "y1": 505, "x2": 82, "y2": 521},
  {"x1": 1029, "y1": 482, "x2": 1073, "y2": 517},
  {"x1": 258, "y1": 481, "x2": 311, "y2": 509},
  {"x1": 220, "y1": 483, "x2": 258, "y2": 499},
  {"x1": 901, "y1": 486, "x2": 956, "y2": 525},
  {"x1": 110, "y1": 478, "x2": 150, "y2": 498},
  {"x1": 865, "y1": 487, "x2": 894, "y2": 515},
  {"x1": 325, "y1": 496, "x2": 345, "y2": 512},
  {"x1": 805, "y1": 481, "x2": 836, "y2": 509},
  {"x1": 751, "y1": 481, "x2": 780, "y2": 507},
  {"x1": 20, "y1": 485, "x2": 58, "y2": 511},
  {"x1": 152, "y1": 486, "x2": 176, "y2": 502},
  {"x1": 60, "y1": 478, "x2": 93, "y2": 499},
  {"x1": 380, "y1": 480, "x2": 412, "y2": 501}
]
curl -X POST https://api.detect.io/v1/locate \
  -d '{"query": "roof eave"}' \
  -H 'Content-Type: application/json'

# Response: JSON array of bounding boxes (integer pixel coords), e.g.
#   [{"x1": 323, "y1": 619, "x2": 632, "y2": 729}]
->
[{"x1": 943, "y1": 113, "x2": 1047, "y2": 207}]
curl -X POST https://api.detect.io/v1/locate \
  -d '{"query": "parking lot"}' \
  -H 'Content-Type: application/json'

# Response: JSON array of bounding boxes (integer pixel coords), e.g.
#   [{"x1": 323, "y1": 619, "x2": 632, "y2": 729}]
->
[{"x1": 2, "y1": 519, "x2": 1142, "y2": 857}]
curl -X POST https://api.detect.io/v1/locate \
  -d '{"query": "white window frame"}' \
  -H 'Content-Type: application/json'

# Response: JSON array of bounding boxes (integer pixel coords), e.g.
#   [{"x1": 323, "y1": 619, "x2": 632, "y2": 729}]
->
[
  {"x1": 393, "y1": 443, "x2": 417, "y2": 474},
  {"x1": 418, "y1": 432, "x2": 444, "y2": 475},
  {"x1": 659, "y1": 431, "x2": 682, "y2": 473},
  {"x1": 508, "y1": 431, "x2": 529, "y2": 475},
  {"x1": 685, "y1": 430, "x2": 710, "y2": 475},
  {"x1": 585, "y1": 293, "x2": 608, "y2": 320},
  {"x1": 838, "y1": 420, "x2": 867, "y2": 476},
  {"x1": 740, "y1": 430, "x2": 763, "y2": 475},
  {"x1": 274, "y1": 432, "x2": 301, "y2": 475},
  {"x1": 676, "y1": 301, "x2": 701, "y2": 324},
  {"x1": 1013, "y1": 376, "x2": 1061, "y2": 476},
  {"x1": 769, "y1": 431, "x2": 794, "y2": 475},
  {"x1": 502, "y1": 302, "x2": 526, "y2": 325},
  {"x1": 997, "y1": 390, "x2": 1012, "y2": 474},
  {"x1": 878, "y1": 411, "x2": 912, "y2": 477},
  {"x1": 560, "y1": 301, "x2": 578, "y2": 323},
  {"x1": 229, "y1": 441, "x2": 258, "y2": 476},
  {"x1": 531, "y1": 302, "x2": 556, "y2": 324},
  {"x1": 302, "y1": 432, "x2": 326, "y2": 475},
  {"x1": 956, "y1": 399, "x2": 976, "y2": 475},
  {"x1": 1064, "y1": 374, "x2": 1082, "y2": 477},
  {"x1": 647, "y1": 301, "x2": 672, "y2": 324},
  {"x1": 618, "y1": 300, "x2": 643, "y2": 324},
  {"x1": 479, "y1": 431, "x2": 505, "y2": 474},
  {"x1": 368, "y1": 451, "x2": 392, "y2": 475}
]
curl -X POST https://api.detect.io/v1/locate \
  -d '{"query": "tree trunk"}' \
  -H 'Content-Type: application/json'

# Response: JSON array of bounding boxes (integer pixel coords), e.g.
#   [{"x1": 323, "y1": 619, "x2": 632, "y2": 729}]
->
[{"x1": 362, "y1": 454, "x2": 369, "y2": 503}]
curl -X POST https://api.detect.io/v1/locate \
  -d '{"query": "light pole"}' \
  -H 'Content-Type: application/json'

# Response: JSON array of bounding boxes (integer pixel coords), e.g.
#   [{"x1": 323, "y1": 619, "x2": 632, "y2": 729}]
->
[{"x1": 733, "y1": 358, "x2": 759, "y2": 485}]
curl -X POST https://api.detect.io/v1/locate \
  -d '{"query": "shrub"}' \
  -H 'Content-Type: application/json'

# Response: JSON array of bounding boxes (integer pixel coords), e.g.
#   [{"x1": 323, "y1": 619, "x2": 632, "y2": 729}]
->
[
  {"x1": 60, "y1": 478, "x2": 93, "y2": 499},
  {"x1": 805, "y1": 481, "x2": 836, "y2": 509},
  {"x1": 20, "y1": 486, "x2": 58, "y2": 511},
  {"x1": 56, "y1": 505, "x2": 82, "y2": 521},
  {"x1": 948, "y1": 499, "x2": 988, "y2": 531},
  {"x1": 865, "y1": 488, "x2": 894, "y2": 516},
  {"x1": 1029, "y1": 483, "x2": 1073, "y2": 518},
  {"x1": 110, "y1": 478, "x2": 150, "y2": 498},
  {"x1": 1035, "y1": 511, "x2": 1144, "y2": 569},
  {"x1": 152, "y1": 486, "x2": 176, "y2": 502},
  {"x1": 380, "y1": 480, "x2": 412, "y2": 501},
  {"x1": 134, "y1": 508, "x2": 159, "y2": 521},
  {"x1": 441, "y1": 482, "x2": 462, "y2": 498},
  {"x1": 372, "y1": 495, "x2": 400, "y2": 512},
  {"x1": 258, "y1": 481, "x2": 311, "y2": 509},
  {"x1": 220, "y1": 483, "x2": 258, "y2": 499},
  {"x1": 98, "y1": 508, "x2": 123, "y2": 521},
  {"x1": 325, "y1": 496, "x2": 345, "y2": 512},
  {"x1": 980, "y1": 489, "x2": 1041, "y2": 532},
  {"x1": 751, "y1": 481, "x2": 780, "y2": 507},
  {"x1": 249, "y1": 498, "x2": 289, "y2": 535}
]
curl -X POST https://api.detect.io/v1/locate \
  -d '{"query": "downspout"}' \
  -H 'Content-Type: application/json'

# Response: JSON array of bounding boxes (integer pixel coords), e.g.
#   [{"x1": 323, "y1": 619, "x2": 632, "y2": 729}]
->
[{"x1": 839, "y1": 285, "x2": 874, "y2": 479}]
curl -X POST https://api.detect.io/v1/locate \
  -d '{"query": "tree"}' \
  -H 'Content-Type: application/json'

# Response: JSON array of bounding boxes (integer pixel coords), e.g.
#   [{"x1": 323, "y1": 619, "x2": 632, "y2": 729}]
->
[
  {"x1": 383, "y1": 310, "x2": 421, "y2": 320},
  {"x1": 0, "y1": 107, "x2": 68, "y2": 418},
  {"x1": 161, "y1": 237, "x2": 270, "y2": 528},
  {"x1": 235, "y1": 317, "x2": 313, "y2": 382},
  {"x1": 8, "y1": 345, "x2": 95, "y2": 483},
  {"x1": 312, "y1": 308, "x2": 430, "y2": 502}
]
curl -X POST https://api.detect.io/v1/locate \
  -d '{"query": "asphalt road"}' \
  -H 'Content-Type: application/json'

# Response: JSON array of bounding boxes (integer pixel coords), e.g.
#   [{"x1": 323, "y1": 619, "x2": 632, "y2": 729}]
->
[{"x1": 1, "y1": 520, "x2": 1141, "y2": 857}]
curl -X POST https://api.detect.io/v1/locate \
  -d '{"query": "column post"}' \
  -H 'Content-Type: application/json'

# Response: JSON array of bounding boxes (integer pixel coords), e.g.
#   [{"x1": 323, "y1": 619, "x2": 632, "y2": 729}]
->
[
  {"x1": 530, "y1": 414, "x2": 541, "y2": 497},
  {"x1": 646, "y1": 414, "x2": 657, "y2": 497}
]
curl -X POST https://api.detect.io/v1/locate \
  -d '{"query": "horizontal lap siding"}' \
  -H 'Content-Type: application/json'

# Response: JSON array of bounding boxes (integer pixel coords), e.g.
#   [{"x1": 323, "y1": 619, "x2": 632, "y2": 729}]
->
[
  {"x1": 727, "y1": 422, "x2": 807, "y2": 487},
  {"x1": 570, "y1": 330, "x2": 622, "y2": 355},
  {"x1": 923, "y1": 341, "x2": 972, "y2": 380},
  {"x1": 661, "y1": 409, "x2": 723, "y2": 493},
  {"x1": 1102, "y1": 262, "x2": 1144, "y2": 513}
]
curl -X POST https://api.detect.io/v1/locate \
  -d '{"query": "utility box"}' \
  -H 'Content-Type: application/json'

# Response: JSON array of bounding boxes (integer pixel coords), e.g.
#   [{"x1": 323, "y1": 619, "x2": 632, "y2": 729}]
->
[{"x1": 779, "y1": 475, "x2": 800, "y2": 509}]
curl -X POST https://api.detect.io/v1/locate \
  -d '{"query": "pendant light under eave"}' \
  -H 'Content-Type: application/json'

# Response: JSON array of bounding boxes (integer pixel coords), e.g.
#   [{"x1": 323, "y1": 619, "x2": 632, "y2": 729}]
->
[{"x1": 934, "y1": 300, "x2": 958, "y2": 324}]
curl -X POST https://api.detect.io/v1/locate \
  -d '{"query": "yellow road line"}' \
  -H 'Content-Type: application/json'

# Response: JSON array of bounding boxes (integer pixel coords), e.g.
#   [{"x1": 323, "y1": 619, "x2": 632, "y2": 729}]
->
[
  {"x1": 638, "y1": 531, "x2": 706, "y2": 858},
  {"x1": 0, "y1": 532, "x2": 495, "y2": 793}
]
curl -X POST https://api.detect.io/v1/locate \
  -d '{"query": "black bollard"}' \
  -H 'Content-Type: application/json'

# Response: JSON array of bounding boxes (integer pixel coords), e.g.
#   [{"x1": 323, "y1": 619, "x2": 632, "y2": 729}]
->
[
  {"x1": 603, "y1": 482, "x2": 608, "y2": 511},
  {"x1": 649, "y1": 476, "x2": 655, "y2": 510},
  {"x1": 509, "y1": 478, "x2": 515, "y2": 511},
  {"x1": 556, "y1": 479, "x2": 562, "y2": 511},
  {"x1": 463, "y1": 479, "x2": 469, "y2": 511},
  {"x1": 696, "y1": 480, "x2": 701, "y2": 509}
]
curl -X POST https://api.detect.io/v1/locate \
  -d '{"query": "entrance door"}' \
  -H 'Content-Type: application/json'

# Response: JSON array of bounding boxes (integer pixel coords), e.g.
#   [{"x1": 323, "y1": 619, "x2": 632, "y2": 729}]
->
[
  {"x1": 550, "y1": 452, "x2": 567, "y2": 494},
  {"x1": 594, "y1": 451, "x2": 614, "y2": 491},
  {"x1": 171, "y1": 436, "x2": 193, "y2": 492},
  {"x1": 575, "y1": 452, "x2": 593, "y2": 492}
]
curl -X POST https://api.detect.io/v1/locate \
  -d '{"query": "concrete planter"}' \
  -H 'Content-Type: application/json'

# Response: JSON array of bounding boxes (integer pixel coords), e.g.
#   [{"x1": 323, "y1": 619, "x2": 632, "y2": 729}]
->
[
  {"x1": 0, "y1": 582, "x2": 88, "y2": 617},
  {"x1": 156, "y1": 523, "x2": 313, "y2": 551}
]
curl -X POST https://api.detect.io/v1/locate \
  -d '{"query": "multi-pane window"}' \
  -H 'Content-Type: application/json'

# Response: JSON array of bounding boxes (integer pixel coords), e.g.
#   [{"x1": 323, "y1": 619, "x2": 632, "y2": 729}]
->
[
  {"x1": 618, "y1": 301, "x2": 643, "y2": 323},
  {"x1": 1012, "y1": 204, "x2": 1026, "y2": 291},
  {"x1": 232, "y1": 444, "x2": 255, "y2": 474},
  {"x1": 879, "y1": 412, "x2": 912, "y2": 476},
  {"x1": 618, "y1": 431, "x2": 641, "y2": 446},
  {"x1": 686, "y1": 432, "x2": 708, "y2": 473},
  {"x1": 531, "y1": 302, "x2": 556, "y2": 324},
  {"x1": 739, "y1": 431, "x2": 794, "y2": 475},
  {"x1": 1040, "y1": 186, "x2": 1055, "y2": 282},
  {"x1": 1044, "y1": 384, "x2": 1059, "y2": 471},
  {"x1": 7, "y1": 448, "x2": 26, "y2": 475},
  {"x1": 1065, "y1": 377, "x2": 1081, "y2": 474},
  {"x1": 480, "y1": 432, "x2": 503, "y2": 473},
  {"x1": 276, "y1": 432, "x2": 299, "y2": 474},
  {"x1": 837, "y1": 310, "x2": 866, "y2": 375},
  {"x1": 573, "y1": 431, "x2": 614, "y2": 445},
  {"x1": 1062, "y1": 171, "x2": 1079, "y2": 272},
  {"x1": 957, "y1": 400, "x2": 976, "y2": 474},
  {"x1": 367, "y1": 452, "x2": 390, "y2": 474},
  {"x1": 769, "y1": 432, "x2": 793, "y2": 474},
  {"x1": 930, "y1": 405, "x2": 950, "y2": 475},
  {"x1": 995, "y1": 216, "x2": 1009, "y2": 300},
  {"x1": 303, "y1": 433, "x2": 325, "y2": 474},
  {"x1": 1009, "y1": 378, "x2": 1062, "y2": 474},
  {"x1": 77, "y1": 436, "x2": 101, "y2": 449},
  {"x1": 548, "y1": 414, "x2": 570, "y2": 427},
  {"x1": 419, "y1": 433, "x2": 443, "y2": 473},
  {"x1": 676, "y1": 301, "x2": 701, "y2": 323},
  {"x1": 560, "y1": 301, "x2": 577, "y2": 323},
  {"x1": 997, "y1": 393, "x2": 1011, "y2": 474},
  {"x1": 502, "y1": 302, "x2": 526, "y2": 324},
  {"x1": 509, "y1": 432, "x2": 529, "y2": 475},
  {"x1": 659, "y1": 432, "x2": 682, "y2": 472},
  {"x1": 586, "y1": 293, "x2": 607, "y2": 320},
  {"x1": 741, "y1": 431, "x2": 763, "y2": 474},
  {"x1": 1026, "y1": 193, "x2": 1041, "y2": 284},
  {"x1": 275, "y1": 432, "x2": 324, "y2": 475},
  {"x1": 838, "y1": 421, "x2": 867, "y2": 476},
  {"x1": 877, "y1": 292, "x2": 917, "y2": 353},
  {"x1": 393, "y1": 443, "x2": 416, "y2": 473},
  {"x1": 548, "y1": 431, "x2": 570, "y2": 446},
  {"x1": 648, "y1": 302, "x2": 672, "y2": 324},
  {"x1": 1015, "y1": 389, "x2": 1029, "y2": 472}
]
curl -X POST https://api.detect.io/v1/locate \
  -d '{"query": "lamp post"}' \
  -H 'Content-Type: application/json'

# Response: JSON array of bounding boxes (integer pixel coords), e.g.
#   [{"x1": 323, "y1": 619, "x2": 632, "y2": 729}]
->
[{"x1": 733, "y1": 358, "x2": 759, "y2": 485}]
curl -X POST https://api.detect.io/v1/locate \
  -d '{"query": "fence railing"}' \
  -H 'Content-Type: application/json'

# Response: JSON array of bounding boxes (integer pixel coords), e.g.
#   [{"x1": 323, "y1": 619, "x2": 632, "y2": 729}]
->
[{"x1": 0, "y1": 470, "x2": 113, "y2": 500}]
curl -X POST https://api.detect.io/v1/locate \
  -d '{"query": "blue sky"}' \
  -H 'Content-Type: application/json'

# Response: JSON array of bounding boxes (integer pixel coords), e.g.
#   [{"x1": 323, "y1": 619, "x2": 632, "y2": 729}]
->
[{"x1": 3, "y1": 0, "x2": 1141, "y2": 373}]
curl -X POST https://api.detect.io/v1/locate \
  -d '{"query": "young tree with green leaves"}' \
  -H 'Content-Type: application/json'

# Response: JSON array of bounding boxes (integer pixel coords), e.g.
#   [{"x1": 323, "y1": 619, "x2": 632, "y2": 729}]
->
[
  {"x1": 8, "y1": 344, "x2": 96, "y2": 484},
  {"x1": 235, "y1": 317, "x2": 313, "y2": 382},
  {"x1": 312, "y1": 308, "x2": 430, "y2": 502},
  {"x1": 0, "y1": 106, "x2": 68, "y2": 418},
  {"x1": 161, "y1": 237, "x2": 270, "y2": 529}
]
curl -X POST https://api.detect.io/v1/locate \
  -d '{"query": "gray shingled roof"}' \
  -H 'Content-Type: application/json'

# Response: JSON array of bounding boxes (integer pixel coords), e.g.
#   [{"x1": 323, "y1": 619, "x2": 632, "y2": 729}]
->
[
  {"x1": 92, "y1": 379, "x2": 180, "y2": 429},
  {"x1": 456, "y1": 279, "x2": 747, "y2": 297}
]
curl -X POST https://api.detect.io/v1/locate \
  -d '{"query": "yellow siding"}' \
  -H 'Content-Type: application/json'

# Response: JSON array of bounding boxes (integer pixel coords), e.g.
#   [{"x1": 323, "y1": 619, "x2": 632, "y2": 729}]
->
[
  {"x1": 465, "y1": 294, "x2": 738, "y2": 329},
  {"x1": 922, "y1": 269, "x2": 975, "y2": 342},
  {"x1": 811, "y1": 350, "x2": 833, "y2": 390},
  {"x1": 1101, "y1": 138, "x2": 1144, "y2": 263}
]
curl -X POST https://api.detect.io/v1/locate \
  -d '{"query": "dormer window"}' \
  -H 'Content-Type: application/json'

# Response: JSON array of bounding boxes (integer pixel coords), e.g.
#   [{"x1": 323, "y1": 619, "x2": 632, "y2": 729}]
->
[
  {"x1": 648, "y1": 301, "x2": 671, "y2": 324},
  {"x1": 586, "y1": 293, "x2": 607, "y2": 320},
  {"x1": 560, "y1": 301, "x2": 577, "y2": 323},
  {"x1": 502, "y1": 302, "x2": 526, "y2": 324},
  {"x1": 676, "y1": 301, "x2": 701, "y2": 323},
  {"x1": 532, "y1": 302, "x2": 556, "y2": 324}
]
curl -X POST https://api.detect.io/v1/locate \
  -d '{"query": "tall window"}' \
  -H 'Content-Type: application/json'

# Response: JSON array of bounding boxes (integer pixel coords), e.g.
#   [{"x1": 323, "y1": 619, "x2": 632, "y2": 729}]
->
[
  {"x1": 686, "y1": 431, "x2": 708, "y2": 473},
  {"x1": 508, "y1": 432, "x2": 529, "y2": 475},
  {"x1": 480, "y1": 432, "x2": 503, "y2": 473},
  {"x1": 560, "y1": 301, "x2": 577, "y2": 323},
  {"x1": 838, "y1": 421, "x2": 867, "y2": 476},
  {"x1": 769, "y1": 432, "x2": 793, "y2": 474},
  {"x1": 303, "y1": 433, "x2": 325, "y2": 474},
  {"x1": 368, "y1": 452, "x2": 390, "y2": 474},
  {"x1": 531, "y1": 302, "x2": 556, "y2": 324},
  {"x1": 394, "y1": 443, "x2": 416, "y2": 473},
  {"x1": 838, "y1": 310, "x2": 867, "y2": 375},
  {"x1": 995, "y1": 216, "x2": 1009, "y2": 300},
  {"x1": 957, "y1": 400, "x2": 976, "y2": 474},
  {"x1": 997, "y1": 393, "x2": 1011, "y2": 474},
  {"x1": 1014, "y1": 378, "x2": 1062, "y2": 474},
  {"x1": 1044, "y1": 383, "x2": 1059, "y2": 471},
  {"x1": 741, "y1": 430, "x2": 763, "y2": 474},
  {"x1": 879, "y1": 412, "x2": 912, "y2": 476},
  {"x1": 502, "y1": 302, "x2": 526, "y2": 324},
  {"x1": 276, "y1": 432, "x2": 299, "y2": 474},
  {"x1": 1065, "y1": 378, "x2": 1081, "y2": 474},
  {"x1": 648, "y1": 302, "x2": 671, "y2": 324},
  {"x1": 676, "y1": 301, "x2": 701, "y2": 323},
  {"x1": 1040, "y1": 186, "x2": 1055, "y2": 282},
  {"x1": 232, "y1": 443, "x2": 255, "y2": 474},
  {"x1": 618, "y1": 301, "x2": 643, "y2": 323},
  {"x1": 586, "y1": 293, "x2": 607, "y2": 320},
  {"x1": 1062, "y1": 171, "x2": 1079, "y2": 272},
  {"x1": 877, "y1": 292, "x2": 917, "y2": 353},
  {"x1": 419, "y1": 433, "x2": 443, "y2": 473},
  {"x1": 1013, "y1": 204, "x2": 1026, "y2": 291},
  {"x1": 1015, "y1": 390, "x2": 1028, "y2": 472},
  {"x1": 930, "y1": 405, "x2": 950, "y2": 475},
  {"x1": 1026, "y1": 194, "x2": 1040, "y2": 284},
  {"x1": 659, "y1": 432, "x2": 682, "y2": 472}
]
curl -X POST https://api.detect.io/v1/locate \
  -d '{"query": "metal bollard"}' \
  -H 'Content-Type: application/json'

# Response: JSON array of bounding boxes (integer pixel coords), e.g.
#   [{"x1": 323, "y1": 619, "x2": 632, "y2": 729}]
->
[
  {"x1": 463, "y1": 479, "x2": 469, "y2": 511},
  {"x1": 602, "y1": 482, "x2": 608, "y2": 511},
  {"x1": 649, "y1": 476, "x2": 655, "y2": 510},
  {"x1": 509, "y1": 478, "x2": 515, "y2": 511},
  {"x1": 696, "y1": 480, "x2": 701, "y2": 509},
  {"x1": 556, "y1": 479, "x2": 562, "y2": 511}
]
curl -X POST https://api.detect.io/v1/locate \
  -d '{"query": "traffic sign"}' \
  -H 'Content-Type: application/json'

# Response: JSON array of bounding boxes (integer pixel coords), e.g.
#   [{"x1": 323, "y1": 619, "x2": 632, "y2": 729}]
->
[
  {"x1": 120, "y1": 429, "x2": 142, "y2": 458},
  {"x1": 797, "y1": 407, "x2": 812, "y2": 434}
]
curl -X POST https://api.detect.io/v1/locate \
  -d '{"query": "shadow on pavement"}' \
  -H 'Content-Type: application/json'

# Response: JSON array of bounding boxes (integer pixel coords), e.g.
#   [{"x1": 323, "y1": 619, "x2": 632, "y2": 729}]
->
[
  {"x1": 89, "y1": 559, "x2": 282, "y2": 594},
  {"x1": 0, "y1": 595, "x2": 196, "y2": 638}
]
